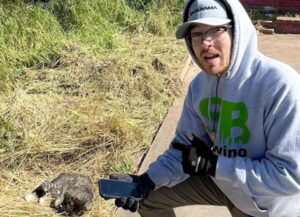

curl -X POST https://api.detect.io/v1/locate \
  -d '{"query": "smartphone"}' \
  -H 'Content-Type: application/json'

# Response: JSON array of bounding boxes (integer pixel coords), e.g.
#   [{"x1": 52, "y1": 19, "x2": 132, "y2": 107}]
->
[{"x1": 98, "y1": 179, "x2": 142, "y2": 199}]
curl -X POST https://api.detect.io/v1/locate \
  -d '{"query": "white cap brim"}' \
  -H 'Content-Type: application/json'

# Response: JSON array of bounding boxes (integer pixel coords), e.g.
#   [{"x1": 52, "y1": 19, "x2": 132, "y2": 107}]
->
[{"x1": 176, "y1": 18, "x2": 231, "y2": 39}]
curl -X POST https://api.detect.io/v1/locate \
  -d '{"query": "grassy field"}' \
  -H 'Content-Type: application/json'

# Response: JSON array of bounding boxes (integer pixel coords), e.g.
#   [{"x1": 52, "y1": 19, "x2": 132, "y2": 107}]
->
[{"x1": 0, "y1": 0, "x2": 187, "y2": 216}]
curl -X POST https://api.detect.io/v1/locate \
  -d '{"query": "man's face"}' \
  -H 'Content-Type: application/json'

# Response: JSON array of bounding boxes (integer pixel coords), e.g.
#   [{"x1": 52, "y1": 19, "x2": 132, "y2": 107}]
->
[{"x1": 188, "y1": 24, "x2": 233, "y2": 76}]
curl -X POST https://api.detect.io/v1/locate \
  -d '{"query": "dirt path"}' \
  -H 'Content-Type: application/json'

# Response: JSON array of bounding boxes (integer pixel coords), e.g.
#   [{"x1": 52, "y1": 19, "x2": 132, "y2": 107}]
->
[{"x1": 258, "y1": 34, "x2": 300, "y2": 72}]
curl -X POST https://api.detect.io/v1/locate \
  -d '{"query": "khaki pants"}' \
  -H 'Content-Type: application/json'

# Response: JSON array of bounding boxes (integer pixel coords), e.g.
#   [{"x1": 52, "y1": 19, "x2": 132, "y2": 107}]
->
[{"x1": 138, "y1": 175, "x2": 251, "y2": 217}]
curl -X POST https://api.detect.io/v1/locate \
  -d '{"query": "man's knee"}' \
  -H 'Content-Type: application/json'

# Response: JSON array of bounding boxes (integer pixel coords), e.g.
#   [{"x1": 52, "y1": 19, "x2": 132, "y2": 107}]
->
[
  {"x1": 138, "y1": 203, "x2": 176, "y2": 217},
  {"x1": 138, "y1": 189, "x2": 176, "y2": 217}
]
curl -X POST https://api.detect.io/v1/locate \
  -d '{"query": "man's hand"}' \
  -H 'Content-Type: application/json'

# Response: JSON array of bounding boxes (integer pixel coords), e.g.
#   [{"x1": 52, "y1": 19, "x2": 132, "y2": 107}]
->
[
  {"x1": 108, "y1": 173, "x2": 155, "y2": 212},
  {"x1": 172, "y1": 134, "x2": 218, "y2": 176}
]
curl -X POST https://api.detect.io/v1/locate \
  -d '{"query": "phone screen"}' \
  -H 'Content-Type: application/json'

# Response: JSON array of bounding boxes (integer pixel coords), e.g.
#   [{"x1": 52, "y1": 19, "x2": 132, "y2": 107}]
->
[{"x1": 98, "y1": 179, "x2": 142, "y2": 199}]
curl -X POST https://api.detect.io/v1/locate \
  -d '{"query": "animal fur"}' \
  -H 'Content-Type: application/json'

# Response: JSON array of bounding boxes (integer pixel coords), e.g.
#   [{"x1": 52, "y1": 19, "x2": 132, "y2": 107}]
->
[{"x1": 25, "y1": 173, "x2": 94, "y2": 216}]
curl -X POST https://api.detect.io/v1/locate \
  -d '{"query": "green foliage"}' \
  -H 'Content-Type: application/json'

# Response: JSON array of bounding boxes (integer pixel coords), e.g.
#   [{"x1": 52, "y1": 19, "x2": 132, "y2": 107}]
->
[
  {"x1": 0, "y1": 0, "x2": 185, "y2": 83},
  {"x1": 148, "y1": 0, "x2": 184, "y2": 28},
  {"x1": 0, "y1": 4, "x2": 65, "y2": 63},
  {"x1": 0, "y1": 1, "x2": 187, "y2": 215},
  {"x1": 0, "y1": 115, "x2": 23, "y2": 159},
  {"x1": 0, "y1": 0, "x2": 186, "y2": 163},
  {"x1": 125, "y1": 0, "x2": 155, "y2": 11},
  {"x1": 110, "y1": 158, "x2": 135, "y2": 173},
  {"x1": 0, "y1": 63, "x2": 13, "y2": 91},
  {"x1": 0, "y1": 2, "x2": 66, "y2": 83}
]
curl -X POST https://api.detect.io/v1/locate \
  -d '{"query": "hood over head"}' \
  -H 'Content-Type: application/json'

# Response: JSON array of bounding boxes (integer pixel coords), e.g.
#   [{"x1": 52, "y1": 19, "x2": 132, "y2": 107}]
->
[
  {"x1": 176, "y1": 0, "x2": 231, "y2": 39},
  {"x1": 177, "y1": 0, "x2": 258, "y2": 79}
]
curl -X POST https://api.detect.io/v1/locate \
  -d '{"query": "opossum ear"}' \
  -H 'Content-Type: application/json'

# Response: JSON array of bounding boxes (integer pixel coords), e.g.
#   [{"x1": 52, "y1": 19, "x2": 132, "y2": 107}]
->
[
  {"x1": 54, "y1": 198, "x2": 63, "y2": 209},
  {"x1": 84, "y1": 201, "x2": 92, "y2": 210}
]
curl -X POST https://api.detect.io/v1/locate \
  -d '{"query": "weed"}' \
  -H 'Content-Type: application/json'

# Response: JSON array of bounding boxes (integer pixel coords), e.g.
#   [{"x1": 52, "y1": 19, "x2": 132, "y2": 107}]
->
[{"x1": 0, "y1": 0, "x2": 187, "y2": 216}]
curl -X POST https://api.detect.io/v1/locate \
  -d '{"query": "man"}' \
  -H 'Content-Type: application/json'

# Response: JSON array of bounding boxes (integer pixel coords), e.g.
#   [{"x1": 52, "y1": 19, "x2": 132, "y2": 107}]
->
[{"x1": 107, "y1": 0, "x2": 300, "y2": 216}]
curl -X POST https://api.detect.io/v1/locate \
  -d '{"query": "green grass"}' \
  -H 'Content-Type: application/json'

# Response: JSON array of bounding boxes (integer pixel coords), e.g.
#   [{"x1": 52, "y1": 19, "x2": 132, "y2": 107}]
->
[
  {"x1": 0, "y1": 0, "x2": 184, "y2": 75},
  {"x1": 0, "y1": 0, "x2": 186, "y2": 216}
]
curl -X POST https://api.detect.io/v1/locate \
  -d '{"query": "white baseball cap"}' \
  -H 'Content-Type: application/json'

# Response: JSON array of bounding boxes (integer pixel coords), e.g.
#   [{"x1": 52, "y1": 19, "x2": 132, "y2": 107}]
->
[{"x1": 176, "y1": 0, "x2": 231, "y2": 39}]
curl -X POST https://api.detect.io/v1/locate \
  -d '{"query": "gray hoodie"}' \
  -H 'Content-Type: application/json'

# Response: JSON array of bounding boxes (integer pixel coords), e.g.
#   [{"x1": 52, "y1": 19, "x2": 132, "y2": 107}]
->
[{"x1": 146, "y1": 0, "x2": 300, "y2": 217}]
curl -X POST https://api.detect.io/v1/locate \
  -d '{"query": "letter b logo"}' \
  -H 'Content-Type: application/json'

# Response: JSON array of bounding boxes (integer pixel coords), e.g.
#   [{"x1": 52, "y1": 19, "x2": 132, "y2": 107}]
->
[{"x1": 200, "y1": 98, "x2": 250, "y2": 145}]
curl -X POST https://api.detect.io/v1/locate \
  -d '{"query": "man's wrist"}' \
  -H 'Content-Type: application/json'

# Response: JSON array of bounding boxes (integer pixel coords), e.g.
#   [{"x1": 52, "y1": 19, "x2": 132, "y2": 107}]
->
[{"x1": 140, "y1": 173, "x2": 155, "y2": 192}]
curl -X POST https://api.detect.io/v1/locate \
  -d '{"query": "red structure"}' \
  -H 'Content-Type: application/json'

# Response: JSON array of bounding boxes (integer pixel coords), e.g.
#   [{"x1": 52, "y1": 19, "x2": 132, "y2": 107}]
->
[{"x1": 240, "y1": 0, "x2": 300, "y2": 11}]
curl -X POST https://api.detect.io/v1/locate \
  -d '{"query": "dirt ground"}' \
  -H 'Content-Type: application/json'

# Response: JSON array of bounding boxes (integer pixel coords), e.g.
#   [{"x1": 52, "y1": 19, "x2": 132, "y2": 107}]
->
[{"x1": 258, "y1": 34, "x2": 300, "y2": 72}]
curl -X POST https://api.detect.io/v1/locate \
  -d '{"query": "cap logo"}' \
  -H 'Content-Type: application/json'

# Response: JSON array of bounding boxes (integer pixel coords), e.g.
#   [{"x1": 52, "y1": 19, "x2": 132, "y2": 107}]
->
[{"x1": 189, "y1": 6, "x2": 218, "y2": 17}]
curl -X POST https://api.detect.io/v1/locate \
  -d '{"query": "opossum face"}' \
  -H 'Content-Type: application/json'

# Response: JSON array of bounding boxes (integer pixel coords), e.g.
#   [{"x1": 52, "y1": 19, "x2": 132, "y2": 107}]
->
[{"x1": 63, "y1": 187, "x2": 93, "y2": 216}]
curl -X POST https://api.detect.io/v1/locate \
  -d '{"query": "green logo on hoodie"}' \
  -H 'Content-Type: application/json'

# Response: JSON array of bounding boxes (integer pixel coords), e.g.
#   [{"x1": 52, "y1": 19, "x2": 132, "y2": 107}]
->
[{"x1": 199, "y1": 97, "x2": 250, "y2": 145}]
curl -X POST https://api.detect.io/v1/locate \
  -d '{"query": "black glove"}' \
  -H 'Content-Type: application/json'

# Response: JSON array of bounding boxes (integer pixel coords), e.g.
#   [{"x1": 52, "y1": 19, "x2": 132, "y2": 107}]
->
[
  {"x1": 109, "y1": 173, "x2": 155, "y2": 212},
  {"x1": 172, "y1": 134, "x2": 218, "y2": 176}
]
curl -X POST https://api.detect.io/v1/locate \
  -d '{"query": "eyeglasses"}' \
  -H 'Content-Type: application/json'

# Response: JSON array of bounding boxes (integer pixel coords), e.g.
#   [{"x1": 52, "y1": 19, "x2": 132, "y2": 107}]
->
[{"x1": 186, "y1": 25, "x2": 232, "y2": 47}]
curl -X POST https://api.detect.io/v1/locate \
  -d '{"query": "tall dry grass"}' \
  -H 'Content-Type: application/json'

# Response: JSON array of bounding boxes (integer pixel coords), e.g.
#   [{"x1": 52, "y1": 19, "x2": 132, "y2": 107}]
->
[{"x1": 0, "y1": 0, "x2": 187, "y2": 215}]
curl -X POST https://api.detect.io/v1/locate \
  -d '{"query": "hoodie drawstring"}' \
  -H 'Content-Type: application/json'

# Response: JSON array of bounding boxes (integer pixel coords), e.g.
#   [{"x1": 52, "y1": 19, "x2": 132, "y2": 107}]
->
[{"x1": 211, "y1": 77, "x2": 220, "y2": 142}]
